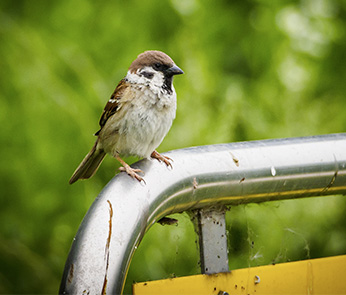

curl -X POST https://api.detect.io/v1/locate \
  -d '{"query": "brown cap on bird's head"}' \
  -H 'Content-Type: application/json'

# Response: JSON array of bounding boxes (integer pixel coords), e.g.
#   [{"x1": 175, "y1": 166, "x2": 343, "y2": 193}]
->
[{"x1": 129, "y1": 50, "x2": 183, "y2": 76}]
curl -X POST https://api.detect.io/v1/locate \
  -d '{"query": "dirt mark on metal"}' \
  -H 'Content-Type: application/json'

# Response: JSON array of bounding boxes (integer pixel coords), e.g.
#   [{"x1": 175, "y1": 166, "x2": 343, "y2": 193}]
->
[
  {"x1": 229, "y1": 152, "x2": 239, "y2": 167},
  {"x1": 193, "y1": 177, "x2": 198, "y2": 189},
  {"x1": 67, "y1": 263, "x2": 74, "y2": 284},
  {"x1": 101, "y1": 200, "x2": 113, "y2": 295}
]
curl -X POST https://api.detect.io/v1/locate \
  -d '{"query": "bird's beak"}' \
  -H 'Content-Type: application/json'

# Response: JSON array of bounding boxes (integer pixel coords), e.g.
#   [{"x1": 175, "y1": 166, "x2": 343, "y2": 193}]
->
[{"x1": 166, "y1": 64, "x2": 184, "y2": 76}]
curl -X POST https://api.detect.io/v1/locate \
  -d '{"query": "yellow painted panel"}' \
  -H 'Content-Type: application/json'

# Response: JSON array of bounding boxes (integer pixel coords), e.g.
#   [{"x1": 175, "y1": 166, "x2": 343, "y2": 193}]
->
[{"x1": 133, "y1": 255, "x2": 346, "y2": 295}]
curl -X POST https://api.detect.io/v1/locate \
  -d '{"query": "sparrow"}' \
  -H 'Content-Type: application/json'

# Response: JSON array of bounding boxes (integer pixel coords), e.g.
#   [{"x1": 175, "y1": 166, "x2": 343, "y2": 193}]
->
[{"x1": 69, "y1": 50, "x2": 183, "y2": 184}]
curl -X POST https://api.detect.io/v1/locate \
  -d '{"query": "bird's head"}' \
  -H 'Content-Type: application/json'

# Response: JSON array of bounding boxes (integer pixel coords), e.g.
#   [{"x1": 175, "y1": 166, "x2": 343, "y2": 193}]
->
[{"x1": 127, "y1": 50, "x2": 183, "y2": 94}]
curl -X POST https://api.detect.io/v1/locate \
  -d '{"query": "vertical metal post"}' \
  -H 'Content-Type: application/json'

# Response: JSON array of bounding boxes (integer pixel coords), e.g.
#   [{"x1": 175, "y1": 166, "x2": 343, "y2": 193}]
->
[{"x1": 196, "y1": 208, "x2": 229, "y2": 274}]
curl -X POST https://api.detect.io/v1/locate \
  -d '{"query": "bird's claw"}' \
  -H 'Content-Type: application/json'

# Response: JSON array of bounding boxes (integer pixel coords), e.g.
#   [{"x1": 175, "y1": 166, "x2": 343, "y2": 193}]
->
[
  {"x1": 119, "y1": 166, "x2": 145, "y2": 183},
  {"x1": 151, "y1": 151, "x2": 173, "y2": 169}
]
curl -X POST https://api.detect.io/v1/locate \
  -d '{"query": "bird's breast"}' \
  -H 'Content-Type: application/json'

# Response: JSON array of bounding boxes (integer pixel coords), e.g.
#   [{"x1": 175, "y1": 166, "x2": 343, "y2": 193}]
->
[{"x1": 100, "y1": 87, "x2": 176, "y2": 158}]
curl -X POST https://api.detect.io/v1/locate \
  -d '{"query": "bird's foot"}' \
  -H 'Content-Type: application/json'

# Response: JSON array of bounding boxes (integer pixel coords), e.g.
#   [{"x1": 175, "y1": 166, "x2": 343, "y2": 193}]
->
[
  {"x1": 119, "y1": 165, "x2": 145, "y2": 183},
  {"x1": 151, "y1": 150, "x2": 173, "y2": 169},
  {"x1": 116, "y1": 154, "x2": 145, "y2": 183}
]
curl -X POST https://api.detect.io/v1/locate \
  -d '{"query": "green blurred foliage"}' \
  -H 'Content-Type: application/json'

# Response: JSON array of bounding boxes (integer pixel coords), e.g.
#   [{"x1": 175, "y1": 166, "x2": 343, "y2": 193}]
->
[{"x1": 0, "y1": 0, "x2": 345, "y2": 293}]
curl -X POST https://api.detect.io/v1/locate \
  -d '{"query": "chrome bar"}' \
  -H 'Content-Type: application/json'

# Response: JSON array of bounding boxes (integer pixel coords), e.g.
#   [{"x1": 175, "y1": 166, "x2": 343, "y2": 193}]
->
[{"x1": 59, "y1": 133, "x2": 346, "y2": 295}]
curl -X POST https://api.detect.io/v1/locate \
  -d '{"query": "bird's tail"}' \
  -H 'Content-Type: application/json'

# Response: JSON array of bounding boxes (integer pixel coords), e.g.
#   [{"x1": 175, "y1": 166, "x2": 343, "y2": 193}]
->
[{"x1": 69, "y1": 140, "x2": 106, "y2": 184}]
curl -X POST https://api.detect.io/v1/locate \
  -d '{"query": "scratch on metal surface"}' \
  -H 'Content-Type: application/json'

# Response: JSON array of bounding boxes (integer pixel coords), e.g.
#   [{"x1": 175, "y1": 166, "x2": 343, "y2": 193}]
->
[
  {"x1": 101, "y1": 200, "x2": 113, "y2": 295},
  {"x1": 323, "y1": 154, "x2": 339, "y2": 192},
  {"x1": 307, "y1": 261, "x2": 313, "y2": 295},
  {"x1": 254, "y1": 275, "x2": 260, "y2": 284},
  {"x1": 323, "y1": 171, "x2": 338, "y2": 192}
]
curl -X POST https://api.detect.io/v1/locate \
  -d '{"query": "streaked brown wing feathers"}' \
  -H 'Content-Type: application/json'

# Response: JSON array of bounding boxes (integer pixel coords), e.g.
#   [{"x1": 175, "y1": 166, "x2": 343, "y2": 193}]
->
[{"x1": 95, "y1": 79, "x2": 129, "y2": 135}]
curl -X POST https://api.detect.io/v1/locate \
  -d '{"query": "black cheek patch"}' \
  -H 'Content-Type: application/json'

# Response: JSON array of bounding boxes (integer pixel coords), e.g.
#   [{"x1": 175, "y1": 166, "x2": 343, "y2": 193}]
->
[{"x1": 141, "y1": 71, "x2": 154, "y2": 79}]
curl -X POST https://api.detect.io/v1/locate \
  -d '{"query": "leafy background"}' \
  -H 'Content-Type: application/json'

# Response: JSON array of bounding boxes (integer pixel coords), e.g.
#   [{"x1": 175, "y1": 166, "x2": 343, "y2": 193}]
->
[{"x1": 1, "y1": 0, "x2": 346, "y2": 293}]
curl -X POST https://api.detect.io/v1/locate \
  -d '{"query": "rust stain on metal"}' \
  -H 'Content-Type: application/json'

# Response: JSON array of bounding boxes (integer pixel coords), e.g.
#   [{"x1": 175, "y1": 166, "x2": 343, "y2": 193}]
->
[
  {"x1": 67, "y1": 263, "x2": 74, "y2": 284},
  {"x1": 101, "y1": 200, "x2": 113, "y2": 295},
  {"x1": 105, "y1": 200, "x2": 113, "y2": 254},
  {"x1": 101, "y1": 277, "x2": 108, "y2": 295}
]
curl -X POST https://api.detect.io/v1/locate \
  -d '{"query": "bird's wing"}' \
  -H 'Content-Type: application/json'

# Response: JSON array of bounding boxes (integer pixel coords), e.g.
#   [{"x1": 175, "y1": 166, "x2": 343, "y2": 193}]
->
[{"x1": 95, "y1": 78, "x2": 129, "y2": 135}]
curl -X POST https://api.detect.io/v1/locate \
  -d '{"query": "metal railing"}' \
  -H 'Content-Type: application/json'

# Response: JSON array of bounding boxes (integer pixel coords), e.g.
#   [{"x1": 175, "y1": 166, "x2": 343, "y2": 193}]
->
[{"x1": 59, "y1": 133, "x2": 346, "y2": 294}]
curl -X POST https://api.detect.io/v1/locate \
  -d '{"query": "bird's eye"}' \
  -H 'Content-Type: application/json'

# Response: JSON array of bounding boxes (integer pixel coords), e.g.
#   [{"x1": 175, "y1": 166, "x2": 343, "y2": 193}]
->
[{"x1": 154, "y1": 63, "x2": 162, "y2": 70}]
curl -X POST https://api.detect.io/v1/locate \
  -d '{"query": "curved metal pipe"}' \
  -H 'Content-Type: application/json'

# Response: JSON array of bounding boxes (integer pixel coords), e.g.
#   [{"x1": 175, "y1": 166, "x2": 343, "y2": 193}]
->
[{"x1": 60, "y1": 133, "x2": 346, "y2": 294}]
